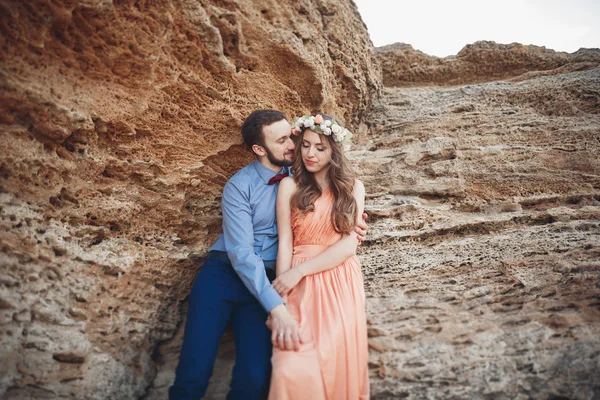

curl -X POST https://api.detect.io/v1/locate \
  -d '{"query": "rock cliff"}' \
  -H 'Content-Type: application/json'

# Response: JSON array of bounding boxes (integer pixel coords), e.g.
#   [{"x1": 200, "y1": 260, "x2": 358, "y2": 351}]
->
[
  {"x1": 0, "y1": 0, "x2": 380, "y2": 398},
  {"x1": 2, "y1": 0, "x2": 599, "y2": 398},
  {"x1": 358, "y1": 67, "x2": 600, "y2": 399},
  {"x1": 377, "y1": 41, "x2": 600, "y2": 87}
]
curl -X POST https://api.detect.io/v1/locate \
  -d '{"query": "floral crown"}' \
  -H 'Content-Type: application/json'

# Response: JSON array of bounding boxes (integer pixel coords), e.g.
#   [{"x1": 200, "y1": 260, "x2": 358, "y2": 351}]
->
[{"x1": 292, "y1": 114, "x2": 352, "y2": 145}]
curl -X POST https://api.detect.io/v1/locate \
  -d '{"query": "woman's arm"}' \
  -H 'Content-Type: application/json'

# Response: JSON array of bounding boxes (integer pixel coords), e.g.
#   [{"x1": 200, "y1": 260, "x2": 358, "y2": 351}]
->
[
  {"x1": 273, "y1": 180, "x2": 366, "y2": 296},
  {"x1": 296, "y1": 179, "x2": 365, "y2": 276},
  {"x1": 275, "y1": 177, "x2": 296, "y2": 278}
]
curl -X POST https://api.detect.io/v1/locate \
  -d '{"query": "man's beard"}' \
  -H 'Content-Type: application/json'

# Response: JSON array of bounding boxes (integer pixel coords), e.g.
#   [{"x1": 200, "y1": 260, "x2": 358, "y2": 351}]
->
[{"x1": 265, "y1": 145, "x2": 294, "y2": 167}]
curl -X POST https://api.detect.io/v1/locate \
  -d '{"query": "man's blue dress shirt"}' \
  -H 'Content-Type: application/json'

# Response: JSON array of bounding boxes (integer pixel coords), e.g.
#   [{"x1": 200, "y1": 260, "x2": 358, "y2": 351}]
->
[{"x1": 210, "y1": 160, "x2": 288, "y2": 312}]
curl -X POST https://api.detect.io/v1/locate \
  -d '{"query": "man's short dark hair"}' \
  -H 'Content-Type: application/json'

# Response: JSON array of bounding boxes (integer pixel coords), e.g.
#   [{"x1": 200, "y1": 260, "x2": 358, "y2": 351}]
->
[{"x1": 241, "y1": 110, "x2": 287, "y2": 150}]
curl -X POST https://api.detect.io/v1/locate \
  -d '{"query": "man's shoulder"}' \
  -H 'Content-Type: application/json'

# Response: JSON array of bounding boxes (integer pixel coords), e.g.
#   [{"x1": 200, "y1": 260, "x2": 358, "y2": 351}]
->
[
  {"x1": 229, "y1": 162, "x2": 257, "y2": 181},
  {"x1": 226, "y1": 162, "x2": 258, "y2": 189}
]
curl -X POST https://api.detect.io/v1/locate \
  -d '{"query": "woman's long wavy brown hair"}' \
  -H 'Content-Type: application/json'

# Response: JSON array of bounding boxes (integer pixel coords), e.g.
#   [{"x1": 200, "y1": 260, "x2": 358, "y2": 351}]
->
[{"x1": 291, "y1": 114, "x2": 357, "y2": 234}]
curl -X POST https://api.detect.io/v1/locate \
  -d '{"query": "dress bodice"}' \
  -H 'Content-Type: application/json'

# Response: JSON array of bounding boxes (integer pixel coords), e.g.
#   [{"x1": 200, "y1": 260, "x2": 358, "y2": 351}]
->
[{"x1": 291, "y1": 188, "x2": 342, "y2": 248}]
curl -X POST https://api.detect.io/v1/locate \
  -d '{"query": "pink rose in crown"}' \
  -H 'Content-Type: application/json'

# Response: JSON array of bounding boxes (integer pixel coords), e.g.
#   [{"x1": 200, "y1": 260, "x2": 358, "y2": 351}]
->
[
  {"x1": 292, "y1": 128, "x2": 300, "y2": 136},
  {"x1": 314, "y1": 114, "x2": 324, "y2": 124}
]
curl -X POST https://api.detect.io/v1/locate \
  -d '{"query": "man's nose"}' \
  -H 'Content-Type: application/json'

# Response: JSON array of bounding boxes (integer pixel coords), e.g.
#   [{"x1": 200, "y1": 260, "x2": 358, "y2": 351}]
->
[{"x1": 287, "y1": 139, "x2": 295, "y2": 150}]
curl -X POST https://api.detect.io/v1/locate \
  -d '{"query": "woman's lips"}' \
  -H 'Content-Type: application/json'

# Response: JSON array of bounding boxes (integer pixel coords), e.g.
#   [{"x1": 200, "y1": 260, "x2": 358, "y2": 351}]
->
[{"x1": 304, "y1": 159, "x2": 317, "y2": 165}]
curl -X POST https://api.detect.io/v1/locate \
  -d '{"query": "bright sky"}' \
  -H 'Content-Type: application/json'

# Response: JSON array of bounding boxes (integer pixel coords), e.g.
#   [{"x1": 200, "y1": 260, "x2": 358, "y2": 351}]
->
[{"x1": 353, "y1": 0, "x2": 600, "y2": 57}]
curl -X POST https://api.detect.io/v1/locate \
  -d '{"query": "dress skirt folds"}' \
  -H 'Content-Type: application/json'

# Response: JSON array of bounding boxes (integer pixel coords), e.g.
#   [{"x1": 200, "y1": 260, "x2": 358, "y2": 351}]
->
[{"x1": 269, "y1": 188, "x2": 369, "y2": 400}]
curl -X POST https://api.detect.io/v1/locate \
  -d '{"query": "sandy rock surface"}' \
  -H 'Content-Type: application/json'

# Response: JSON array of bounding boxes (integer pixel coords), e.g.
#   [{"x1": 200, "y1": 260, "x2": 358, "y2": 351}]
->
[
  {"x1": 2, "y1": 0, "x2": 599, "y2": 398},
  {"x1": 355, "y1": 67, "x2": 600, "y2": 399},
  {"x1": 165, "y1": 65, "x2": 600, "y2": 400},
  {"x1": 377, "y1": 41, "x2": 600, "y2": 87},
  {"x1": 0, "y1": 0, "x2": 379, "y2": 398}
]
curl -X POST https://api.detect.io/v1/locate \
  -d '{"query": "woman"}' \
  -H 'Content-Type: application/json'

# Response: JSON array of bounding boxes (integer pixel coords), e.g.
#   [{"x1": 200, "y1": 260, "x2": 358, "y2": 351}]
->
[{"x1": 269, "y1": 114, "x2": 369, "y2": 399}]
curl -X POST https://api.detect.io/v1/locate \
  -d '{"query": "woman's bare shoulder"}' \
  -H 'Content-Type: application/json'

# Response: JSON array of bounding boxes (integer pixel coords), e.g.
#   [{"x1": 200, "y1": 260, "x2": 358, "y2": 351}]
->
[{"x1": 279, "y1": 176, "x2": 297, "y2": 194}]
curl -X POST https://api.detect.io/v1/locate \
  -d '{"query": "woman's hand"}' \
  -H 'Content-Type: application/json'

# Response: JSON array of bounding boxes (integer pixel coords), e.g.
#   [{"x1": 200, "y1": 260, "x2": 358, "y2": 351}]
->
[{"x1": 273, "y1": 268, "x2": 304, "y2": 296}]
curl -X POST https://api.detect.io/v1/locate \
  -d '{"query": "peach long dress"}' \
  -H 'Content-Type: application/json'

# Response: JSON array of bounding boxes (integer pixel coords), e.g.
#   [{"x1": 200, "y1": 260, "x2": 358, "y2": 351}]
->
[{"x1": 269, "y1": 188, "x2": 370, "y2": 400}]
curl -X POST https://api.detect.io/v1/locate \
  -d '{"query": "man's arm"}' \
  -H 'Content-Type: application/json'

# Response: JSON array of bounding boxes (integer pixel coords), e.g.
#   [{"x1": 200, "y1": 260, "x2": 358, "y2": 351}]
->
[
  {"x1": 221, "y1": 180, "x2": 300, "y2": 351},
  {"x1": 221, "y1": 181, "x2": 283, "y2": 312}
]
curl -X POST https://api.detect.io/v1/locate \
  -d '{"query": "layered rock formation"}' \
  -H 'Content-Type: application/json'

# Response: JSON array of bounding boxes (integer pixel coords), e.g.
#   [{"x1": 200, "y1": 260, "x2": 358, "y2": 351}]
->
[
  {"x1": 184, "y1": 57, "x2": 600, "y2": 400},
  {"x1": 355, "y1": 67, "x2": 600, "y2": 399},
  {"x1": 377, "y1": 41, "x2": 600, "y2": 87},
  {"x1": 0, "y1": 0, "x2": 380, "y2": 398},
  {"x1": 2, "y1": 0, "x2": 599, "y2": 397}
]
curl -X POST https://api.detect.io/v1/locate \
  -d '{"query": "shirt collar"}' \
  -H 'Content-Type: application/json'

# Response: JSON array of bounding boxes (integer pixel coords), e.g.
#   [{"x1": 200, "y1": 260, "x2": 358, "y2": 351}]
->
[{"x1": 251, "y1": 160, "x2": 288, "y2": 184}]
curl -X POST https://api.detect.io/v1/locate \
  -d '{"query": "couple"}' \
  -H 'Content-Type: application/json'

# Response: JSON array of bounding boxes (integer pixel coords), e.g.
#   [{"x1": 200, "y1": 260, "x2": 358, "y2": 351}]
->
[{"x1": 169, "y1": 110, "x2": 369, "y2": 399}]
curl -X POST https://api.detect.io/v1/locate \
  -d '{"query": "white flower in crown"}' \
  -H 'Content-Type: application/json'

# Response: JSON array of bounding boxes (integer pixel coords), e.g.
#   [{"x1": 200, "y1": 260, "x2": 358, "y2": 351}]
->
[{"x1": 292, "y1": 114, "x2": 352, "y2": 144}]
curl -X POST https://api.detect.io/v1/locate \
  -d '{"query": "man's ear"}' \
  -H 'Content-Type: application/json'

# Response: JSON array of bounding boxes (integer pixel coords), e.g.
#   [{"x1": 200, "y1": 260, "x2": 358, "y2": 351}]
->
[{"x1": 252, "y1": 144, "x2": 266, "y2": 157}]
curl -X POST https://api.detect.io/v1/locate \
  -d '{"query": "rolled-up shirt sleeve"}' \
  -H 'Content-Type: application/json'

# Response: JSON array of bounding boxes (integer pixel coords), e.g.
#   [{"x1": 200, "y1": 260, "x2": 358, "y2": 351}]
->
[{"x1": 221, "y1": 181, "x2": 283, "y2": 312}]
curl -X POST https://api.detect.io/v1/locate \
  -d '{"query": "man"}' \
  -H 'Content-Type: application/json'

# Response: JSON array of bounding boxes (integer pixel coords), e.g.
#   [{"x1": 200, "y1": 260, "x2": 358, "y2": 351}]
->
[{"x1": 169, "y1": 110, "x2": 366, "y2": 400}]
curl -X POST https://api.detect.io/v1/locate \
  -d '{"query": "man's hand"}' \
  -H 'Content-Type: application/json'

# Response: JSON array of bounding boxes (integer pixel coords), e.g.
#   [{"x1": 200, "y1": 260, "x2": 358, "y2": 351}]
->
[
  {"x1": 265, "y1": 295, "x2": 286, "y2": 330},
  {"x1": 355, "y1": 212, "x2": 369, "y2": 243},
  {"x1": 273, "y1": 268, "x2": 304, "y2": 296},
  {"x1": 268, "y1": 304, "x2": 300, "y2": 351}
]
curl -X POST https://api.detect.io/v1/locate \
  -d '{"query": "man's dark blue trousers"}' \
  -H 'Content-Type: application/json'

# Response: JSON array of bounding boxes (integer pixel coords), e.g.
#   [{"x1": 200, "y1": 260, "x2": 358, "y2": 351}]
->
[{"x1": 169, "y1": 251, "x2": 275, "y2": 400}]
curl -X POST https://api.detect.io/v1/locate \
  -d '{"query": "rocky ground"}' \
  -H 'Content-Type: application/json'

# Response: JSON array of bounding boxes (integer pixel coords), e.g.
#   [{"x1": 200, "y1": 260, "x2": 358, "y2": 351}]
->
[{"x1": 354, "y1": 67, "x2": 600, "y2": 399}]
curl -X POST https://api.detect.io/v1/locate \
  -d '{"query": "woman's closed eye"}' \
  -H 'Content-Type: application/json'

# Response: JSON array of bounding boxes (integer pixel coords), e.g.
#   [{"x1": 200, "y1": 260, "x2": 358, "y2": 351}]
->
[{"x1": 302, "y1": 142, "x2": 326, "y2": 151}]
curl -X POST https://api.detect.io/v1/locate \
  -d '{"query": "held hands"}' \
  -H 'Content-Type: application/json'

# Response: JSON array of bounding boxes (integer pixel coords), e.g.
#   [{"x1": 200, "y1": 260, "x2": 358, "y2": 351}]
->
[
  {"x1": 267, "y1": 304, "x2": 301, "y2": 351},
  {"x1": 273, "y1": 268, "x2": 304, "y2": 296}
]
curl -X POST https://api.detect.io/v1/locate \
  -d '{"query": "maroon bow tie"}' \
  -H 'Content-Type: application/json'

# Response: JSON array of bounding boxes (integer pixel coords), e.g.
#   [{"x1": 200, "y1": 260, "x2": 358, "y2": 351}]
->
[{"x1": 268, "y1": 171, "x2": 289, "y2": 185}]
